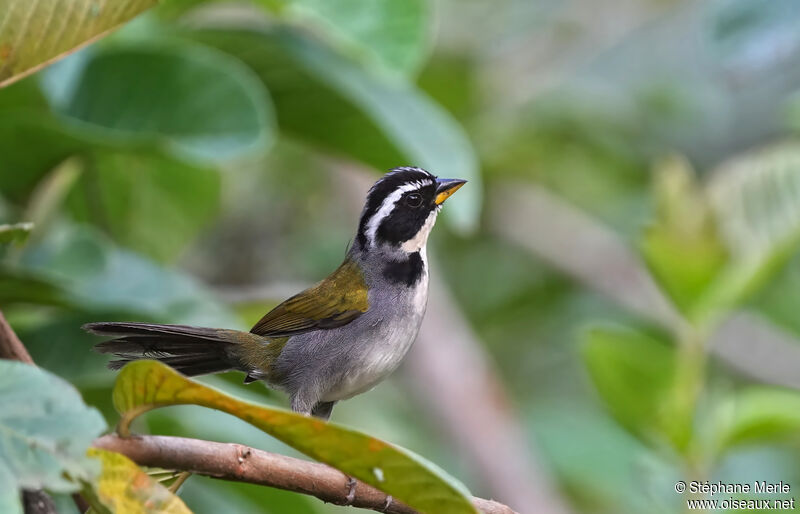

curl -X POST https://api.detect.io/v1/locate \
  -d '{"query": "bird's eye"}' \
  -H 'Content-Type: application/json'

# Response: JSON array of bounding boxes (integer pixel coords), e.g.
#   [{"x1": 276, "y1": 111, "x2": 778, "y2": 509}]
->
[{"x1": 405, "y1": 193, "x2": 423, "y2": 207}]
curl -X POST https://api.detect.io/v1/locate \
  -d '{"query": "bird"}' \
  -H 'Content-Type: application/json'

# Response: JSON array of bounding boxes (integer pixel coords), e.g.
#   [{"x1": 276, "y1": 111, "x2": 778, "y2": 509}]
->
[{"x1": 84, "y1": 167, "x2": 466, "y2": 421}]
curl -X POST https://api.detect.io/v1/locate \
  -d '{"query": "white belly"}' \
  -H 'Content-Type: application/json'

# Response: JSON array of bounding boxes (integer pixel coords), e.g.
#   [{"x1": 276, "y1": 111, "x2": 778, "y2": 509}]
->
[
  {"x1": 322, "y1": 271, "x2": 429, "y2": 402},
  {"x1": 322, "y1": 326, "x2": 417, "y2": 401}
]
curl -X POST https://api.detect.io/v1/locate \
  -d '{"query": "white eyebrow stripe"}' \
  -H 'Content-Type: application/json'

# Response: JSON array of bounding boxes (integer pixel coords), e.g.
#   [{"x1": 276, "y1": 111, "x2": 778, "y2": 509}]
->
[{"x1": 365, "y1": 179, "x2": 434, "y2": 247}]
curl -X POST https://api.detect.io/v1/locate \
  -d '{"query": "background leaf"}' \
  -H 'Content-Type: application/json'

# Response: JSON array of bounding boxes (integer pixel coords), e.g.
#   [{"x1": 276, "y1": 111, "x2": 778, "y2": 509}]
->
[
  {"x1": 66, "y1": 150, "x2": 221, "y2": 263},
  {"x1": 55, "y1": 43, "x2": 275, "y2": 162},
  {"x1": 192, "y1": 28, "x2": 482, "y2": 232},
  {"x1": 582, "y1": 326, "x2": 677, "y2": 444},
  {"x1": 640, "y1": 155, "x2": 728, "y2": 320},
  {"x1": 112, "y1": 360, "x2": 478, "y2": 514},
  {"x1": 21, "y1": 224, "x2": 240, "y2": 327},
  {"x1": 0, "y1": 361, "x2": 106, "y2": 513},
  {"x1": 0, "y1": 265, "x2": 71, "y2": 306},
  {"x1": 85, "y1": 448, "x2": 192, "y2": 514},
  {"x1": 698, "y1": 143, "x2": 800, "y2": 317},
  {"x1": 713, "y1": 387, "x2": 800, "y2": 454},
  {"x1": 0, "y1": 112, "x2": 224, "y2": 262},
  {"x1": 284, "y1": 0, "x2": 429, "y2": 76},
  {"x1": 0, "y1": 0, "x2": 160, "y2": 87}
]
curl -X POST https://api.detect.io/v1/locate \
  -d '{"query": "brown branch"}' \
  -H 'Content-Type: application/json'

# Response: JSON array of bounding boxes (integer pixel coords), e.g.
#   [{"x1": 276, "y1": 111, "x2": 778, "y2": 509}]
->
[
  {"x1": 93, "y1": 434, "x2": 517, "y2": 514},
  {"x1": 0, "y1": 310, "x2": 35, "y2": 363}
]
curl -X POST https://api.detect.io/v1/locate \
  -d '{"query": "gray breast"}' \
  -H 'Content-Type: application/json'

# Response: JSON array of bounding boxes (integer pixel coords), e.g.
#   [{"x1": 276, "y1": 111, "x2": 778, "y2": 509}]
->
[{"x1": 273, "y1": 268, "x2": 429, "y2": 405}]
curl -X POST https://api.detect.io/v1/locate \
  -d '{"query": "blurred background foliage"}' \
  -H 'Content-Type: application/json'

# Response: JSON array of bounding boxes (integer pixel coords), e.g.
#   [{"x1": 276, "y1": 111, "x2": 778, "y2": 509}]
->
[{"x1": 5, "y1": 0, "x2": 800, "y2": 512}]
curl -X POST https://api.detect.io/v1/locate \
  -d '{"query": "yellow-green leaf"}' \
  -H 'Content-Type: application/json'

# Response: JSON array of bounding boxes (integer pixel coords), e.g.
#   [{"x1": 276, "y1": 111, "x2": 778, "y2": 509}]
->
[
  {"x1": 640, "y1": 155, "x2": 728, "y2": 321},
  {"x1": 0, "y1": 0, "x2": 160, "y2": 87},
  {"x1": 85, "y1": 448, "x2": 191, "y2": 514},
  {"x1": 113, "y1": 360, "x2": 478, "y2": 514},
  {"x1": 582, "y1": 326, "x2": 682, "y2": 446},
  {"x1": 712, "y1": 387, "x2": 800, "y2": 455}
]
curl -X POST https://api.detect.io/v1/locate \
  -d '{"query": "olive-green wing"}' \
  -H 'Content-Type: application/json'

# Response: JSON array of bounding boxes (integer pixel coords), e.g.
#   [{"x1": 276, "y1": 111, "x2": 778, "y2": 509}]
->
[{"x1": 250, "y1": 259, "x2": 369, "y2": 337}]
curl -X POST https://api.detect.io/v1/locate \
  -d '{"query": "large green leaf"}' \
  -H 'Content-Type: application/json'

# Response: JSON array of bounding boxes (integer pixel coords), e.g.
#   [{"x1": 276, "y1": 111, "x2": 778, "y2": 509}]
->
[
  {"x1": 712, "y1": 387, "x2": 800, "y2": 455},
  {"x1": 0, "y1": 0, "x2": 160, "y2": 87},
  {"x1": 640, "y1": 155, "x2": 728, "y2": 321},
  {"x1": 56, "y1": 43, "x2": 275, "y2": 162},
  {"x1": 158, "y1": 0, "x2": 429, "y2": 76},
  {"x1": 84, "y1": 448, "x2": 191, "y2": 514},
  {"x1": 112, "y1": 360, "x2": 478, "y2": 514},
  {"x1": 0, "y1": 111, "x2": 108, "y2": 202},
  {"x1": 192, "y1": 28, "x2": 482, "y2": 232},
  {"x1": 283, "y1": 0, "x2": 429, "y2": 76},
  {"x1": 697, "y1": 143, "x2": 800, "y2": 319},
  {"x1": 0, "y1": 360, "x2": 106, "y2": 514},
  {"x1": 0, "y1": 265, "x2": 71, "y2": 306},
  {"x1": 0, "y1": 110, "x2": 222, "y2": 262},
  {"x1": 8, "y1": 224, "x2": 234, "y2": 384},
  {"x1": 20, "y1": 224, "x2": 240, "y2": 328},
  {"x1": 66, "y1": 149, "x2": 221, "y2": 262},
  {"x1": 582, "y1": 326, "x2": 678, "y2": 445}
]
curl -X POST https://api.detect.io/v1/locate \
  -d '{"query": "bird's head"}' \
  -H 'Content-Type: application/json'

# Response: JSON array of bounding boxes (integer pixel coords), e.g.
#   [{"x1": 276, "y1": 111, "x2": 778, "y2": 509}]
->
[{"x1": 356, "y1": 167, "x2": 466, "y2": 255}]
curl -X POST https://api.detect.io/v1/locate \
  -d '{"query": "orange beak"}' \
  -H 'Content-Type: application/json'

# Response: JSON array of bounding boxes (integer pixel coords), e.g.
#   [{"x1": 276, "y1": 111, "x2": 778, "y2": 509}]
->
[{"x1": 434, "y1": 178, "x2": 467, "y2": 205}]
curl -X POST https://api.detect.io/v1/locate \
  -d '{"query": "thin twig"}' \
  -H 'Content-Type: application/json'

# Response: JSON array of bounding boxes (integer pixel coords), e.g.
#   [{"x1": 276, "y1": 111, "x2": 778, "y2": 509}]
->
[
  {"x1": 93, "y1": 434, "x2": 517, "y2": 514},
  {"x1": 168, "y1": 472, "x2": 192, "y2": 494},
  {"x1": 0, "y1": 310, "x2": 35, "y2": 363}
]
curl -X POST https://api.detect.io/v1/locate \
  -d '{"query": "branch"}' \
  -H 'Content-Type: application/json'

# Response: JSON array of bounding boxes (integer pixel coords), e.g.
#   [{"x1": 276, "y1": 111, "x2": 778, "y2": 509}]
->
[
  {"x1": 0, "y1": 310, "x2": 35, "y2": 363},
  {"x1": 93, "y1": 434, "x2": 517, "y2": 514}
]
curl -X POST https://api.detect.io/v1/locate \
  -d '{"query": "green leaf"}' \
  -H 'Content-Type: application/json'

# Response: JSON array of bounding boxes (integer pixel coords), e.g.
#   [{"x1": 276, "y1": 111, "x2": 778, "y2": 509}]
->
[
  {"x1": 640, "y1": 155, "x2": 728, "y2": 321},
  {"x1": 84, "y1": 448, "x2": 192, "y2": 514},
  {"x1": 0, "y1": 265, "x2": 71, "y2": 306},
  {"x1": 0, "y1": 109, "x2": 222, "y2": 262},
  {"x1": 193, "y1": 28, "x2": 482, "y2": 232},
  {"x1": 582, "y1": 326, "x2": 677, "y2": 444},
  {"x1": 698, "y1": 143, "x2": 800, "y2": 318},
  {"x1": 283, "y1": 0, "x2": 429, "y2": 76},
  {"x1": 113, "y1": 360, "x2": 478, "y2": 514},
  {"x1": 67, "y1": 149, "x2": 221, "y2": 263},
  {"x1": 158, "y1": 0, "x2": 429, "y2": 76},
  {"x1": 20, "y1": 224, "x2": 240, "y2": 328},
  {"x1": 0, "y1": 222, "x2": 33, "y2": 244},
  {"x1": 0, "y1": 361, "x2": 106, "y2": 514},
  {"x1": 56, "y1": 43, "x2": 275, "y2": 162},
  {"x1": 0, "y1": 0, "x2": 160, "y2": 87},
  {"x1": 0, "y1": 111, "x2": 100, "y2": 202},
  {"x1": 713, "y1": 387, "x2": 800, "y2": 455}
]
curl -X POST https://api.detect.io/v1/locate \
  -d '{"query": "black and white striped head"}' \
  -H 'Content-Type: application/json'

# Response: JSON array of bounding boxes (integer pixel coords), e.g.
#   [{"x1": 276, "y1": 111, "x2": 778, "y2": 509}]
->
[{"x1": 356, "y1": 167, "x2": 466, "y2": 253}]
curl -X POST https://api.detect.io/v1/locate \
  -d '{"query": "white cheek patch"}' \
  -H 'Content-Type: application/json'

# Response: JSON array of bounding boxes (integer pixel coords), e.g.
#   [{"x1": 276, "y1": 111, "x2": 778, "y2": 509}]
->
[
  {"x1": 401, "y1": 209, "x2": 439, "y2": 253},
  {"x1": 365, "y1": 179, "x2": 433, "y2": 247}
]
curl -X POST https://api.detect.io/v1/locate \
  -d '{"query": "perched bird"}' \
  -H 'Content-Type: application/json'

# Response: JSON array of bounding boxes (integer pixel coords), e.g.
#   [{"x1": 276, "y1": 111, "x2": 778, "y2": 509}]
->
[{"x1": 85, "y1": 167, "x2": 465, "y2": 420}]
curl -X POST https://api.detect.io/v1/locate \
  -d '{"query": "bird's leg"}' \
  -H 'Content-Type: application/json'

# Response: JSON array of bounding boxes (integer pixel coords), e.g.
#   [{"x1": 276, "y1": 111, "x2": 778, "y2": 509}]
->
[{"x1": 311, "y1": 401, "x2": 337, "y2": 421}]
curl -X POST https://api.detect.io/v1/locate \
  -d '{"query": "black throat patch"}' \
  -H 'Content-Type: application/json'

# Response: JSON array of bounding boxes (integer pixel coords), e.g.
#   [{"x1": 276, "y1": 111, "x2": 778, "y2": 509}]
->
[{"x1": 383, "y1": 252, "x2": 425, "y2": 286}]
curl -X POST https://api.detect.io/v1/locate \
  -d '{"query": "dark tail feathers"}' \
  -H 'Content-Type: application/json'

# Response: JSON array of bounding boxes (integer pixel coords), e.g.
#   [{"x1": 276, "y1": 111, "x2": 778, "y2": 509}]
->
[{"x1": 85, "y1": 322, "x2": 245, "y2": 377}]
